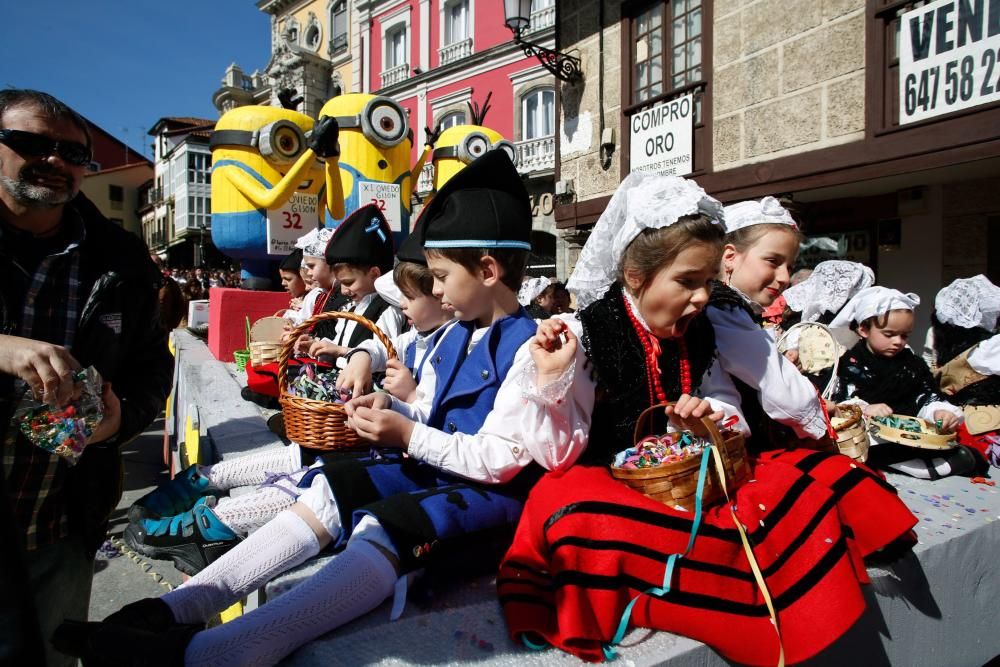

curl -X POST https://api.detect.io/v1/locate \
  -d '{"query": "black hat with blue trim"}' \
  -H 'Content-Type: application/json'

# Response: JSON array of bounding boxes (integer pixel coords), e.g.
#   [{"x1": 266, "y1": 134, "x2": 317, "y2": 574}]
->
[
  {"x1": 418, "y1": 148, "x2": 531, "y2": 251},
  {"x1": 324, "y1": 203, "x2": 395, "y2": 274},
  {"x1": 396, "y1": 229, "x2": 426, "y2": 265}
]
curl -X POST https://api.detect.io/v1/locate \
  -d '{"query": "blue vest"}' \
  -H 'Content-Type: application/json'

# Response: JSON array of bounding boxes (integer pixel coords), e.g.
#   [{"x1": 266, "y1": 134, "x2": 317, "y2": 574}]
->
[{"x1": 427, "y1": 309, "x2": 537, "y2": 436}]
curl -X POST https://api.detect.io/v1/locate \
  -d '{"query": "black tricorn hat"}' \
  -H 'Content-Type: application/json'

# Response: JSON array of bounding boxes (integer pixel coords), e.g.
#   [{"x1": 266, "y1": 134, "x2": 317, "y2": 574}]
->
[
  {"x1": 325, "y1": 203, "x2": 395, "y2": 274},
  {"x1": 396, "y1": 229, "x2": 426, "y2": 265},
  {"x1": 418, "y1": 149, "x2": 531, "y2": 251},
  {"x1": 279, "y1": 248, "x2": 303, "y2": 271}
]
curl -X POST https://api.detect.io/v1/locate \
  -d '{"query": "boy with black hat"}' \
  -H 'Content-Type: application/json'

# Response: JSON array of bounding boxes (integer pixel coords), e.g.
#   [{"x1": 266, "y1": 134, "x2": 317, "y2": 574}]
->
[
  {"x1": 278, "y1": 248, "x2": 307, "y2": 305},
  {"x1": 57, "y1": 151, "x2": 588, "y2": 666},
  {"x1": 304, "y1": 203, "x2": 405, "y2": 358}
]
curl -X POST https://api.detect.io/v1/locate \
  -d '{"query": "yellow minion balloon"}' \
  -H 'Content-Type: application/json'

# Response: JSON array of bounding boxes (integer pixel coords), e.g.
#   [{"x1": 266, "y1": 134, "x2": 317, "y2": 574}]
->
[
  {"x1": 428, "y1": 93, "x2": 516, "y2": 192},
  {"x1": 210, "y1": 105, "x2": 328, "y2": 288},
  {"x1": 317, "y1": 93, "x2": 429, "y2": 239}
]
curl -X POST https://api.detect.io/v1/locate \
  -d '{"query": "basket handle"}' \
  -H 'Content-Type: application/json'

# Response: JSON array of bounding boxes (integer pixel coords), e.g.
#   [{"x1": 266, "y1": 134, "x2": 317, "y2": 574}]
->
[
  {"x1": 277, "y1": 311, "x2": 398, "y2": 393},
  {"x1": 632, "y1": 402, "x2": 733, "y2": 471}
]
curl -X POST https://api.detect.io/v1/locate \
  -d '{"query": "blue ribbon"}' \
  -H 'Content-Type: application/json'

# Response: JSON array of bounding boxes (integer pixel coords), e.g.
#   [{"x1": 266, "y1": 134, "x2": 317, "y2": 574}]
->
[
  {"x1": 365, "y1": 217, "x2": 387, "y2": 242},
  {"x1": 604, "y1": 445, "x2": 713, "y2": 658}
]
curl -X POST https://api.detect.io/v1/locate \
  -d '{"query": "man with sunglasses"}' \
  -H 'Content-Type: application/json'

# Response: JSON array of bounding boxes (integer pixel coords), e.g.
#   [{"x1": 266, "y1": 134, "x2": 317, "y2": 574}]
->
[{"x1": 0, "y1": 88, "x2": 173, "y2": 666}]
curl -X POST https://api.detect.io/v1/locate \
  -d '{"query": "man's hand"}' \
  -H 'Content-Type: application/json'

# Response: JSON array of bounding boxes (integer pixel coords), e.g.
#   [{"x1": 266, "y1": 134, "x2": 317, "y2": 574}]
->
[
  {"x1": 0, "y1": 334, "x2": 82, "y2": 406},
  {"x1": 383, "y1": 359, "x2": 417, "y2": 402},
  {"x1": 529, "y1": 319, "x2": 576, "y2": 387},
  {"x1": 863, "y1": 403, "x2": 893, "y2": 418},
  {"x1": 338, "y1": 352, "x2": 373, "y2": 399},
  {"x1": 87, "y1": 382, "x2": 122, "y2": 445},
  {"x1": 665, "y1": 394, "x2": 724, "y2": 421},
  {"x1": 308, "y1": 116, "x2": 340, "y2": 159}
]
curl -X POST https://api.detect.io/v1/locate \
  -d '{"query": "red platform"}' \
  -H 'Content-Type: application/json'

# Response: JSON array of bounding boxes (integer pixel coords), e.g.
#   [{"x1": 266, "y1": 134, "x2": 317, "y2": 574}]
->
[{"x1": 207, "y1": 287, "x2": 290, "y2": 362}]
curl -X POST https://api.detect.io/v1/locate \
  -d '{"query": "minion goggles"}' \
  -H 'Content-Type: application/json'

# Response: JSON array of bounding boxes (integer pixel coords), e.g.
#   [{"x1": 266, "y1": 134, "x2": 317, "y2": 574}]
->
[
  {"x1": 329, "y1": 97, "x2": 411, "y2": 149},
  {"x1": 210, "y1": 120, "x2": 311, "y2": 165},
  {"x1": 432, "y1": 132, "x2": 518, "y2": 167}
]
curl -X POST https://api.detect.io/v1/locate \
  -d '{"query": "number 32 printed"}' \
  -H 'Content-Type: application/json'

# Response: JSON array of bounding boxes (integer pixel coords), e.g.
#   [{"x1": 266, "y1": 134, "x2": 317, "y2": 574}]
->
[{"x1": 282, "y1": 212, "x2": 302, "y2": 229}]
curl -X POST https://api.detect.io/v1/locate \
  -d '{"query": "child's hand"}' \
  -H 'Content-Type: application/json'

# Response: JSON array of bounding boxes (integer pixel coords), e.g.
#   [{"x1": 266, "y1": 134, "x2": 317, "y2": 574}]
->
[
  {"x1": 863, "y1": 403, "x2": 893, "y2": 418},
  {"x1": 308, "y1": 340, "x2": 347, "y2": 358},
  {"x1": 293, "y1": 334, "x2": 314, "y2": 355},
  {"x1": 338, "y1": 352, "x2": 373, "y2": 399},
  {"x1": 530, "y1": 319, "x2": 576, "y2": 385},
  {"x1": 348, "y1": 404, "x2": 414, "y2": 447},
  {"x1": 824, "y1": 399, "x2": 838, "y2": 414},
  {"x1": 384, "y1": 359, "x2": 418, "y2": 402},
  {"x1": 933, "y1": 410, "x2": 959, "y2": 434},
  {"x1": 665, "y1": 394, "x2": 724, "y2": 421},
  {"x1": 783, "y1": 348, "x2": 801, "y2": 369},
  {"x1": 344, "y1": 392, "x2": 392, "y2": 416}
]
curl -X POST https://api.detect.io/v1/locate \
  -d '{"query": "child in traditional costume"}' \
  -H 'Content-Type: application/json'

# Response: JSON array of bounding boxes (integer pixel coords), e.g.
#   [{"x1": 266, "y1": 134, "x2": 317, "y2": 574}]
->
[
  {"x1": 699, "y1": 197, "x2": 829, "y2": 449},
  {"x1": 58, "y1": 150, "x2": 589, "y2": 666},
  {"x1": 497, "y1": 175, "x2": 918, "y2": 667},
  {"x1": 277, "y1": 248, "x2": 307, "y2": 309},
  {"x1": 829, "y1": 286, "x2": 973, "y2": 478},
  {"x1": 930, "y1": 275, "x2": 1000, "y2": 469}
]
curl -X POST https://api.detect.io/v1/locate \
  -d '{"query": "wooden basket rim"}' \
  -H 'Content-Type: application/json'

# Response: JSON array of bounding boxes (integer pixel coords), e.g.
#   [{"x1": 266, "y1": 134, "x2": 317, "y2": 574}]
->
[
  {"x1": 869, "y1": 414, "x2": 956, "y2": 450},
  {"x1": 832, "y1": 403, "x2": 863, "y2": 432}
]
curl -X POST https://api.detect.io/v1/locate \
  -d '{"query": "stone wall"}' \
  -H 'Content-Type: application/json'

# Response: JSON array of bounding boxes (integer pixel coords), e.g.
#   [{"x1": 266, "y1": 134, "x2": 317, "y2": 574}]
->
[
  {"x1": 941, "y1": 177, "x2": 1000, "y2": 283},
  {"x1": 713, "y1": 0, "x2": 866, "y2": 170}
]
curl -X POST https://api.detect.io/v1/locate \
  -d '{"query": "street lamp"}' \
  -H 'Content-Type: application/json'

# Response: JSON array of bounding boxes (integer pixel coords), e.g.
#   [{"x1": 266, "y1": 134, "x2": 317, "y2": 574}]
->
[{"x1": 503, "y1": 0, "x2": 583, "y2": 83}]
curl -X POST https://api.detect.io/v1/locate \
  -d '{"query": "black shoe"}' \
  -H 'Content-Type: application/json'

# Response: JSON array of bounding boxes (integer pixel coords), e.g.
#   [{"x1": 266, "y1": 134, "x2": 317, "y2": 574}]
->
[
  {"x1": 53, "y1": 619, "x2": 200, "y2": 667},
  {"x1": 124, "y1": 497, "x2": 240, "y2": 576},
  {"x1": 103, "y1": 598, "x2": 177, "y2": 632},
  {"x1": 267, "y1": 412, "x2": 286, "y2": 439}
]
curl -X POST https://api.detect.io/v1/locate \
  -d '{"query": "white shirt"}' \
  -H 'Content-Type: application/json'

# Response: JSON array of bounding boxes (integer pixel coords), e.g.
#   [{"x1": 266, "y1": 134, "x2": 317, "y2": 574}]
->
[
  {"x1": 319, "y1": 292, "x2": 406, "y2": 347},
  {"x1": 702, "y1": 304, "x2": 829, "y2": 440},
  {"x1": 285, "y1": 287, "x2": 324, "y2": 326},
  {"x1": 383, "y1": 318, "x2": 588, "y2": 485}
]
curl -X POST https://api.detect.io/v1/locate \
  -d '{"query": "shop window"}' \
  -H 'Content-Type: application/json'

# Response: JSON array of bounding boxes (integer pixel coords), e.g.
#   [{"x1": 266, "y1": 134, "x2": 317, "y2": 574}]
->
[
  {"x1": 521, "y1": 88, "x2": 555, "y2": 140},
  {"x1": 438, "y1": 111, "x2": 466, "y2": 128},
  {"x1": 624, "y1": 0, "x2": 712, "y2": 172}
]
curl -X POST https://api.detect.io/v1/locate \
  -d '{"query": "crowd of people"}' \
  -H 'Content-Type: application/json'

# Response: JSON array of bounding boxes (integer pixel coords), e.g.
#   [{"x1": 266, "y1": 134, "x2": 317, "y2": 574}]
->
[{"x1": 3, "y1": 89, "x2": 999, "y2": 667}]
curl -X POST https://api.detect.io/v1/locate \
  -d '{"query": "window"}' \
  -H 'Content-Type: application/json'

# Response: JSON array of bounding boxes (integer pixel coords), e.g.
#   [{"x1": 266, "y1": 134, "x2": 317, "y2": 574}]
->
[
  {"x1": 444, "y1": 0, "x2": 469, "y2": 44},
  {"x1": 187, "y1": 152, "x2": 210, "y2": 184},
  {"x1": 330, "y1": 1, "x2": 348, "y2": 54},
  {"x1": 386, "y1": 26, "x2": 407, "y2": 69},
  {"x1": 109, "y1": 184, "x2": 123, "y2": 211},
  {"x1": 521, "y1": 88, "x2": 555, "y2": 140},
  {"x1": 438, "y1": 111, "x2": 466, "y2": 129},
  {"x1": 305, "y1": 24, "x2": 321, "y2": 51}
]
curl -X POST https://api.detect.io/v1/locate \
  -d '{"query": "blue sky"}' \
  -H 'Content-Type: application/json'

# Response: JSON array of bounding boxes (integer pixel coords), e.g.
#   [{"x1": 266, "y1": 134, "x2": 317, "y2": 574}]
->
[{"x1": 0, "y1": 0, "x2": 271, "y2": 159}]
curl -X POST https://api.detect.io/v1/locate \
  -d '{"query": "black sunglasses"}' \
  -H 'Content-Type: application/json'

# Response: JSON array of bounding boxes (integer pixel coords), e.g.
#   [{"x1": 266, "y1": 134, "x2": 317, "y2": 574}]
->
[{"x1": 0, "y1": 128, "x2": 91, "y2": 166}]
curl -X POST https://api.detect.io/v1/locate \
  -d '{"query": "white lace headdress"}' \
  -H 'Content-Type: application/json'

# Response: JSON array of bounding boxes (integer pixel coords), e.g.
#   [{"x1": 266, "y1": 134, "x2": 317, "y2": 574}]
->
[
  {"x1": 934, "y1": 275, "x2": 1000, "y2": 330},
  {"x1": 723, "y1": 196, "x2": 797, "y2": 233},
  {"x1": 295, "y1": 227, "x2": 334, "y2": 258},
  {"x1": 783, "y1": 260, "x2": 875, "y2": 322},
  {"x1": 830, "y1": 286, "x2": 920, "y2": 328},
  {"x1": 566, "y1": 172, "x2": 725, "y2": 309},
  {"x1": 517, "y1": 276, "x2": 551, "y2": 307}
]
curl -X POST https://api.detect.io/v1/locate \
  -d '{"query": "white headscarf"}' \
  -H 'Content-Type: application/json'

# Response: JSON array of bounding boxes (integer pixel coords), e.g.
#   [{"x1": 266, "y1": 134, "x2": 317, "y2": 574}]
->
[
  {"x1": 566, "y1": 172, "x2": 725, "y2": 309},
  {"x1": 783, "y1": 260, "x2": 875, "y2": 322},
  {"x1": 829, "y1": 286, "x2": 920, "y2": 328},
  {"x1": 295, "y1": 227, "x2": 334, "y2": 258},
  {"x1": 934, "y1": 275, "x2": 1000, "y2": 330},
  {"x1": 517, "y1": 276, "x2": 551, "y2": 307},
  {"x1": 723, "y1": 196, "x2": 797, "y2": 233}
]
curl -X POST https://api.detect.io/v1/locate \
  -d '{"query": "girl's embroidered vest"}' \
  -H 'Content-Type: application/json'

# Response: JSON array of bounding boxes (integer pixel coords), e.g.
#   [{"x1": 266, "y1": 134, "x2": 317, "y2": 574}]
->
[
  {"x1": 427, "y1": 309, "x2": 538, "y2": 435},
  {"x1": 579, "y1": 283, "x2": 716, "y2": 465}
]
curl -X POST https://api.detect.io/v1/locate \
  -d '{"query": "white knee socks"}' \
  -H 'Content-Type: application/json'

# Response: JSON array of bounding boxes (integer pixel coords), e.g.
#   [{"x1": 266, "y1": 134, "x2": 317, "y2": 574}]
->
[
  {"x1": 163, "y1": 509, "x2": 321, "y2": 625},
  {"x1": 183, "y1": 538, "x2": 398, "y2": 667},
  {"x1": 212, "y1": 487, "x2": 298, "y2": 536},
  {"x1": 202, "y1": 444, "x2": 301, "y2": 489}
]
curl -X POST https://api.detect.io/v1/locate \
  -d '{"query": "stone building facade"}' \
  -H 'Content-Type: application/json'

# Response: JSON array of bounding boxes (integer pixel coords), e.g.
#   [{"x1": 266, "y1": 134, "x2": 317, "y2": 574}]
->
[{"x1": 554, "y1": 0, "x2": 1000, "y2": 347}]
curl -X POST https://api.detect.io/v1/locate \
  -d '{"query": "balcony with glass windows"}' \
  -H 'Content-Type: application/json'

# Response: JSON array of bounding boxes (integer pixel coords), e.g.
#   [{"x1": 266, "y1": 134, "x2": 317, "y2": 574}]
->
[
  {"x1": 515, "y1": 135, "x2": 555, "y2": 174},
  {"x1": 381, "y1": 63, "x2": 410, "y2": 87},
  {"x1": 438, "y1": 38, "x2": 473, "y2": 65},
  {"x1": 417, "y1": 163, "x2": 434, "y2": 194}
]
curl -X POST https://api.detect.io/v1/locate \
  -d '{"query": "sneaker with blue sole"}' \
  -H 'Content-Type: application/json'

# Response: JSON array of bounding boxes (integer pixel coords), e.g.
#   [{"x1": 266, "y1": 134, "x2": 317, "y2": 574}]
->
[
  {"x1": 124, "y1": 497, "x2": 240, "y2": 576},
  {"x1": 127, "y1": 464, "x2": 224, "y2": 523}
]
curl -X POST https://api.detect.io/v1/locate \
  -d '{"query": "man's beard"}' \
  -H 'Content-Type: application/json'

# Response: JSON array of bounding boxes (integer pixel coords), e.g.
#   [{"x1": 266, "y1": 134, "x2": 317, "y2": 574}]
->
[{"x1": 0, "y1": 163, "x2": 77, "y2": 208}]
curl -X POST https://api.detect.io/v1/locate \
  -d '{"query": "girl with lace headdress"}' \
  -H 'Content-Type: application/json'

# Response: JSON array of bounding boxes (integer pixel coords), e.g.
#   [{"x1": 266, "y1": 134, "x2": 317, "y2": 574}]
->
[
  {"x1": 698, "y1": 197, "x2": 830, "y2": 451},
  {"x1": 930, "y1": 275, "x2": 1000, "y2": 469},
  {"x1": 497, "y1": 174, "x2": 917, "y2": 667}
]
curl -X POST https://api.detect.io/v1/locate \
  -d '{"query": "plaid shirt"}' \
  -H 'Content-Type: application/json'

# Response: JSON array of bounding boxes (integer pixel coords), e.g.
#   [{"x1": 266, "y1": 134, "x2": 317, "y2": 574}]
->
[{"x1": 1, "y1": 211, "x2": 85, "y2": 551}]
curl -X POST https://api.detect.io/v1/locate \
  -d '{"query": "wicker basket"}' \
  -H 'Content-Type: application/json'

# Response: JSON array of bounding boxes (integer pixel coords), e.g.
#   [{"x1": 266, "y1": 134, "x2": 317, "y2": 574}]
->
[
  {"x1": 233, "y1": 349, "x2": 251, "y2": 371},
  {"x1": 868, "y1": 414, "x2": 957, "y2": 450},
  {"x1": 610, "y1": 403, "x2": 750, "y2": 511},
  {"x1": 249, "y1": 312, "x2": 290, "y2": 366},
  {"x1": 831, "y1": 403, "x2": 869, "y2": 462},
  {"x1": 278, "y1": 310, "x2": 396, "y2": 451}
]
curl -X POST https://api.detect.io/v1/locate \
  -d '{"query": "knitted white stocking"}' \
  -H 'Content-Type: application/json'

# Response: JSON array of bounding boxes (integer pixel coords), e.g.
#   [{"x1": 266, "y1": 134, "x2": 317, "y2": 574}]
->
[
  {"x1": 162, "y1": 509, "x2": 321, "y2": 625},
  {"x1": 183, "y1": 539, "x2": 397, "y2": 667},
  {"x1": 201, "y1": 444, "x2": 301, "y2": 489},
  {"x1": 212, "y1": 487, "x2": 298, "y2": 536}
]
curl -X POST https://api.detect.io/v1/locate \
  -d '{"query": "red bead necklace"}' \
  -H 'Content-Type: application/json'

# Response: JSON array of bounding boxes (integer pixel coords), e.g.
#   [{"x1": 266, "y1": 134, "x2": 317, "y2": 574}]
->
[{"x1": 622, "y1": 293, "x2": 692, "y2": 403}]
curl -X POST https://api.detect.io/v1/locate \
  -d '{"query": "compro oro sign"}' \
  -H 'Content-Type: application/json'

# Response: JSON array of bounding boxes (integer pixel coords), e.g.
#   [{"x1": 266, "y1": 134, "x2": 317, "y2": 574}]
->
[
  {"x1": 629, "y1": 94, "x2": 694, "y2": 176},
  {"x1": 899, "y1": 0, "x2": 1000, "y2": 124}
]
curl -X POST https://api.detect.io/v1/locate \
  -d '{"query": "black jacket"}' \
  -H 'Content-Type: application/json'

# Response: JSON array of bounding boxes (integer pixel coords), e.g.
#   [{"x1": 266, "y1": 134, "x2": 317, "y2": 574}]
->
[{"x1": 0, "y1": 194, "x2": 174, "y2": 553}]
